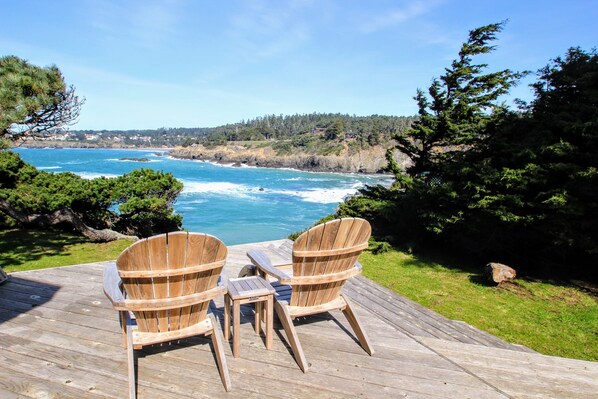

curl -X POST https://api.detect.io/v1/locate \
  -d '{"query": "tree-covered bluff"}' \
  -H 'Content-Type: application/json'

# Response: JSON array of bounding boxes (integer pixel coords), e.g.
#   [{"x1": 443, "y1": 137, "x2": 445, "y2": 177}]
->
[
  {"x1": 168, "y1": 113, "x2": 416, "y2": 173},
  {"x1": 36, "y1": 113, "x2": 415, "y2": 151}
]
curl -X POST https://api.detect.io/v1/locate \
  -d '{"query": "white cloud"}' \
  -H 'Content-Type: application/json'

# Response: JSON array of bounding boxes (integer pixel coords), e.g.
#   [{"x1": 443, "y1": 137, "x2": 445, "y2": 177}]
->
[
  {"x1": 86, "y1": 0, "x2": 184, "y2": 49},
  {"x1": 359, "y1": 0, "x2": 444, "y2": 33},
  {"x1": 227, "y1": 1, "x2": 313, "y2": 60}
]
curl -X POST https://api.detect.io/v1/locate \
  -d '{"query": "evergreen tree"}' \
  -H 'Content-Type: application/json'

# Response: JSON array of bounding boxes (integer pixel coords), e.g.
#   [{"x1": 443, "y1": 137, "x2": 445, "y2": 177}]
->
[
  {"x1": 0, "y1": 151, "x2": 183, "y2": 241},
  {"x1": 389, "y1": 22, "x2": 524, "y2": 183},
  {"x1": 0, "y1": 56, "x2": 83, "y2": 141},
  {"x1": 451, "y1": 47, "x2": 598, "y2": 275}
]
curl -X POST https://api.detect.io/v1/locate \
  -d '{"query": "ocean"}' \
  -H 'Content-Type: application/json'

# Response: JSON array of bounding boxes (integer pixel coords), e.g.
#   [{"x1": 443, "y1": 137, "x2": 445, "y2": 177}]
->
[{"x1": 12, "y1": 148, "x2": 390, "y2": 245}]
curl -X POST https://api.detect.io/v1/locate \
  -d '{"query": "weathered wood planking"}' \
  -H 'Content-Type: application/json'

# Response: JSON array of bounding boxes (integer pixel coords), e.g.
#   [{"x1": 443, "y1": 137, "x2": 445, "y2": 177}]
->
[
  {"x1": 420, "y1": 337, "x2": 598, "y2": 399},
  {"x1": 0, "y1": 239, "x2": 596, "y2": 398}
]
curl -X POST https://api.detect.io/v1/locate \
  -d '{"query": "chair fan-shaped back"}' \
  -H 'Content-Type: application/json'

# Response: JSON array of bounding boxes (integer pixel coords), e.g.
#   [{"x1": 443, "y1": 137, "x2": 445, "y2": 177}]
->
[
  {"x1": 116, "y1": 231, "x2": 226, "y2": 333},
  {"x1": 291, "y1": 218, "x2": 371, "y2": 307}
]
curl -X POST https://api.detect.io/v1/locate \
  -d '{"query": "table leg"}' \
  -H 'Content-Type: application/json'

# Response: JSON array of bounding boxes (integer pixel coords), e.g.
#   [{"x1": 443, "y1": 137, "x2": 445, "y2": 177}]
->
[
  {"x1": 266, "y1": 295, "x2": 273, "y2": 350},
  {"x1": 233, "y1": 299, "x2": 241, "y2": 358},
  {"x1": 255, "y1": 301, "x2": 261, "y2": 335},
  {"x1": 223, "y1": 294, "x2": 230, "y2": 341}
]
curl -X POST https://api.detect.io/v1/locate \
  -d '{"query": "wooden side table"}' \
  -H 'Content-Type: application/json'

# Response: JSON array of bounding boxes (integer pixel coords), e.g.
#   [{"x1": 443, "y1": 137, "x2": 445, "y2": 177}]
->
[{"x1": 224, "y1": 276, "x2": 276, "y2": 358}]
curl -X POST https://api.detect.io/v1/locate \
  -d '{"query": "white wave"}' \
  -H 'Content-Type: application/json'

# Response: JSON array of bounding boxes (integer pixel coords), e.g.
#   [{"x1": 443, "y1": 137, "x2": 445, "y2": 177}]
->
[
  {"x1": 271, "y1": 187, "x2": 359, "y2": 204},
  {"x1": 181, "y1": 181, "x2": 255, "y2": 199},
  {"x1": 202, "y1": 160, "x2": 250, "y2": 168},
  {"x1": 75, "y1": 172, "x2": 121, "y2": 180},
  {"x1": 107, "y1": 158, "x2": 161, "y2": 163},
  {"x1": 297, "y1": 188, "x2": 358, "y2": 204},
  {"x1": 37, "y1": 166, "x2": 61, "y2": 170},
  {"x1": 177, "y1": 198, "x2": 208, "y2": 205},
  {"x1": 283, "y1": 177, "x2": 332, "y2": 182}
]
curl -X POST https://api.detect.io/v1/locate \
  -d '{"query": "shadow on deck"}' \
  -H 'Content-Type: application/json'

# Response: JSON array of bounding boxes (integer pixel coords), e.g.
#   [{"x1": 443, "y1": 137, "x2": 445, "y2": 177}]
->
[{"x1": 0, "y1": 239, "x2": 596, "y2": 398}]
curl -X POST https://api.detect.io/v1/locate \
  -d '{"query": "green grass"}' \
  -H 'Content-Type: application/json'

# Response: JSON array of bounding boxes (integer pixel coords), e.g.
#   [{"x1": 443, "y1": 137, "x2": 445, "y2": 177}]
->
[
  {"x1": 359, "y1": 249, "x2": 598, "y2": 361},
  {"x1": 0, "y1": 229, "x2": 131, "y2": 273}
]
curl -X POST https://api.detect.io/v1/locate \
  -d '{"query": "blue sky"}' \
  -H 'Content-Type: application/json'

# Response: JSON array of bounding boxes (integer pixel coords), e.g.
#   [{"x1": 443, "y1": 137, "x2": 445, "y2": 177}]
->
[{"x1": 1, "y1": 0, "x2": 596, "y2": 130}]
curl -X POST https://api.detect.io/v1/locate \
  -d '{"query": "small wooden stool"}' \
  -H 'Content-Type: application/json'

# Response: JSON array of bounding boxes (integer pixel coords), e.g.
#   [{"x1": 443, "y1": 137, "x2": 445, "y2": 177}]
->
[{"x1": 224, "y1": 276, "x2": 276, "y2": 358}]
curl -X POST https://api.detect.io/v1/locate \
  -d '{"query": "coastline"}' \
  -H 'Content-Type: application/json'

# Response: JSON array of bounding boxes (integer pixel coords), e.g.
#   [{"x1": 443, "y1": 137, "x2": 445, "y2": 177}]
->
[
  {"x1": 14, "y1": 141, "x2": 408, "y2": 175},
  {"x1": 169, "y1": 144, "x2": 408, "y2": 174},
  {"x1": 14, "y1": 141, "x2": 173, "y2": 151}
]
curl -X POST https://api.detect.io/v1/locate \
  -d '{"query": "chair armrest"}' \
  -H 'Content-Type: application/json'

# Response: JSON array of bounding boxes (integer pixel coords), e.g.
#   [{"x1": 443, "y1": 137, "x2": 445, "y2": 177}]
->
[
  {"x1": 355, "y1": 261, "x2": 362, "y2": 272},
  {"x1": 103, "y1": 264, "x2": 127, "y2": 310},
  {"x1": 247, "y1": 249, "x2": 292, "y2": 284},
  {"x1": 218, "y1": 269, "x2": 229, "y2": 288}
]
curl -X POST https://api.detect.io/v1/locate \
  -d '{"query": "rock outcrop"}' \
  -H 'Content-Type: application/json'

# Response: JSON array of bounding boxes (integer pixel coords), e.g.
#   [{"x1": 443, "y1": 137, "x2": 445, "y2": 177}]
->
[{"x1": 169, "y1": 144, "x2": 410, "y2": 174}]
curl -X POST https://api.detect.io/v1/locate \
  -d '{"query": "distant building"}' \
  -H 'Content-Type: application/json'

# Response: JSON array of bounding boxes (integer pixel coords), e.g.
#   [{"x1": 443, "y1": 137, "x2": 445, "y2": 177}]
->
[{"x1": 49, "y1": 133, "x2": 68, "y2": 141}]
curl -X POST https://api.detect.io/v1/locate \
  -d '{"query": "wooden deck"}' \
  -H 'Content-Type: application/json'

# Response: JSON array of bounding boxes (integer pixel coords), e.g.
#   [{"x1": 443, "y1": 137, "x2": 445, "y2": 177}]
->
[{"x1": 1, "y1": 239, "x2": 597, "y2": 398}]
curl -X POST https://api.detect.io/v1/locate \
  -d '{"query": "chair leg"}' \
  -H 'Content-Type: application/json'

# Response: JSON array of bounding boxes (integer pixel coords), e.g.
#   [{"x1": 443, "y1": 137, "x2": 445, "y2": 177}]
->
[
  {"x1": 120, "y1": 311, "x2": 128, "y2": 349},
  {"x1": 209, "y1": 314, "x2": 232, "y2": 392},
  {"x1": 126, "y1": 325, "x2": 136, "y2": 399},
  {"x1": 340, "y1": 294, "x2": 374, "y2": 356},
  {"x1": 274, "y1": 300, "x2": 309, "y2": 372},
  {"x1": 223, "y1": 294, "x2": 231, "y2": 341}
]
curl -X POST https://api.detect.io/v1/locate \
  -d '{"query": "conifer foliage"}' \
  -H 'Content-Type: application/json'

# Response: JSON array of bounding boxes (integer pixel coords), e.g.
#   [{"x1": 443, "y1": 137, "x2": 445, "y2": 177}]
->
[
  {"x1": 0, "y1": 56, "x2": 83, "y2": 141},
  {"x1": 0, "y1": 151, "x2": 183, "y2": 240},
  {"x1": 343, "y1": 24, "x2": 598, "y2": 281},
  {"x1": 390, "y1": 22, "x2": 525, "y2": 182}
]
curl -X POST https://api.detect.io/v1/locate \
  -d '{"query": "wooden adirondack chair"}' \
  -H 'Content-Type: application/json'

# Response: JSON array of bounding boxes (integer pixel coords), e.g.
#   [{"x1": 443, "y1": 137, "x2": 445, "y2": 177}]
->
[
  {"x1": 103, "y1": 231, "x2": 231, "y2": 398},
  {"x1": 247, "y1": 217, "x2": 374, "y2": 372}
]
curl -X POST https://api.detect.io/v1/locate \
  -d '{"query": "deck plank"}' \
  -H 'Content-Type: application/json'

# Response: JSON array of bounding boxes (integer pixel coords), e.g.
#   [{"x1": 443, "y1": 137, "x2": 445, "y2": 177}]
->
[{"x1": 0, "y1": 239, "x2": 595, "y2": 398}]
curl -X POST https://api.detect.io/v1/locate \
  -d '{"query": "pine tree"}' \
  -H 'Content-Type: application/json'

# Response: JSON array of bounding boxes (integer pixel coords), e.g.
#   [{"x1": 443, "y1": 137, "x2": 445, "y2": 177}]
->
[
  {"x1": 0, "y1": 56, "x2": 83, "y2": 141},
  {"x1": 390, "y1": 22, "x2": 525, "y2": 182}
]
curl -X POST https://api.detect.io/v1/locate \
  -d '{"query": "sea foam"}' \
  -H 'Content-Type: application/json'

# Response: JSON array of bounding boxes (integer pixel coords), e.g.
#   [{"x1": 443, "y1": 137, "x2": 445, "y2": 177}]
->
[
  {"x1": 181, "y1": 181, "x2": 256, "y2": 199},
  {"x1": 290, "y1": 188, "x2": 357, "y2": 204}
]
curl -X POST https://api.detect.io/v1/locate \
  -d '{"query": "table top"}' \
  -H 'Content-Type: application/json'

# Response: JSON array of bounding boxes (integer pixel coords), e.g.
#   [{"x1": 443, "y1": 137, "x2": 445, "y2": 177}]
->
[{"x1": 227, "y1": 276, "x2": 275, "y2": 300}]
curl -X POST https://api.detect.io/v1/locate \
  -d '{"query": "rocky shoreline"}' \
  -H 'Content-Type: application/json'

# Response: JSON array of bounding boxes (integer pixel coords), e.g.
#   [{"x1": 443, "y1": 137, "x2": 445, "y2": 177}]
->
[
  {"x1": 169, "y1": 144, "x2": 409, "y2": 174},
  {"x1": 16, "y1": 141, "x2": 409, "y2": 174}
]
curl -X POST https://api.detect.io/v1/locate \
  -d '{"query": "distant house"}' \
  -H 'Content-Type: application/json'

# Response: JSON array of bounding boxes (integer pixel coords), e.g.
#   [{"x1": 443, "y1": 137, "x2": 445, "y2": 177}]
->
[
  {"x1": 85, "y1": 134, "x2": 100, "y2": 141},
  {"x1": 49, "y1": 133, "x2": 68, "y2": 141}
]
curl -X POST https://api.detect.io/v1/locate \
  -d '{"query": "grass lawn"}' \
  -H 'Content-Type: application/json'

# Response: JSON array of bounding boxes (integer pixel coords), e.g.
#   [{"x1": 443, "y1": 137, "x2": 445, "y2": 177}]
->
[
  {"x1": 359, "y1": 249, "x2": 598, "y2": 361},
  {"x1": 0, "y1": 229, "x2": 131, "y2": 273}
]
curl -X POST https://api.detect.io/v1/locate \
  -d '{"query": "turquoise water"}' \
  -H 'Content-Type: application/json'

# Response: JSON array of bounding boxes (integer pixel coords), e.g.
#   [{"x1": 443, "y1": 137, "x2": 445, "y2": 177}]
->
[{"x1": 13, "y1": 148, "x2": 389, "y2": 244}]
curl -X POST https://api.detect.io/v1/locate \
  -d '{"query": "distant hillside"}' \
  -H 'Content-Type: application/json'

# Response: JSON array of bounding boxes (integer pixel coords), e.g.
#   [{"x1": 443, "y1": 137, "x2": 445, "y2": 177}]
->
[{"x1": 61, "y1": 113, "x2": 416, "y2": 148}]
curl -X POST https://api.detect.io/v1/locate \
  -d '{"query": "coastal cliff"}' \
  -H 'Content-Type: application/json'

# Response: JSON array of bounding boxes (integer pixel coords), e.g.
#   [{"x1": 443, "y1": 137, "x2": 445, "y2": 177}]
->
[{"x1": 169, "y1": 143, "x2": 410, "y2": 173}]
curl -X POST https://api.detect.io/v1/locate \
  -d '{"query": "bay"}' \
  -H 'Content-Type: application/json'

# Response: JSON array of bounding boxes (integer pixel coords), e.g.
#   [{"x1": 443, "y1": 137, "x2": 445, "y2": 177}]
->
[{"x1": 12, "y1": 148, "x2": 390, "y2": 245}]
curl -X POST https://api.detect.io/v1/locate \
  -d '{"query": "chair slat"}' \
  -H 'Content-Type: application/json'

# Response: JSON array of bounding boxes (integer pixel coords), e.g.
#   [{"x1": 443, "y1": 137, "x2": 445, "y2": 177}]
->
[
  {"x1": 186, "y1": 233, "x2": 207, "y2": 266},
  {"x1": 167, "y1": 232, "x2": 188, "y2": 330}
]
